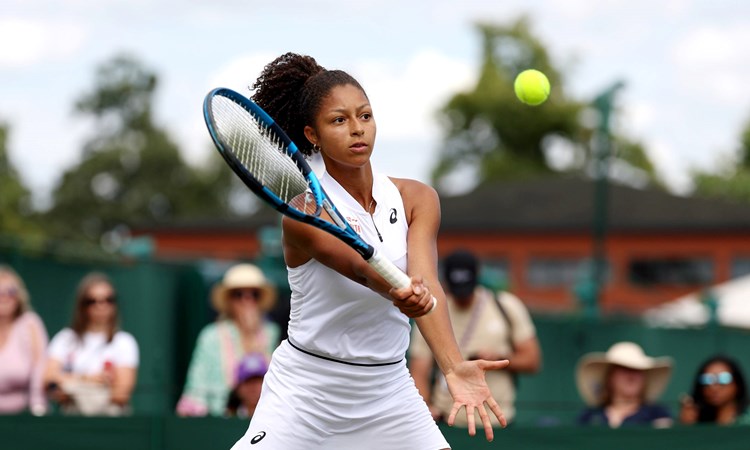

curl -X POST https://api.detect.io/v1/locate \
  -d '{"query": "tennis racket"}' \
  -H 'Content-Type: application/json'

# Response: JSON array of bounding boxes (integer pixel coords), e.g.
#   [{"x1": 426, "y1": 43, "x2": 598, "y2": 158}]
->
[{"x1": 203, "y1": 87, "x2": 435, "y2": 311}]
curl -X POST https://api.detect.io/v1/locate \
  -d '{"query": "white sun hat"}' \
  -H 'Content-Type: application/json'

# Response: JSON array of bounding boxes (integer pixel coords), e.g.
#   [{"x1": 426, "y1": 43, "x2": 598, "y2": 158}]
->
[
  {"x1": 211, "y1": 263, "x2": 276, "y2": 315},
  {"x1": 576, "y1": 341, "x2": 673, "y2": 406}
]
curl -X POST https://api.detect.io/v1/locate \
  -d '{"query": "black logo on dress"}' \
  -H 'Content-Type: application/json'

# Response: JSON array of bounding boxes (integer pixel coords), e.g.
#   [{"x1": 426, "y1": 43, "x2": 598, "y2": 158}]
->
[
  {"x1": 250, "y1": 431, "x2": 266, "y2": 444},
  {"x1": 389, "y1": 208, "x2": 398, "y2": 224}
]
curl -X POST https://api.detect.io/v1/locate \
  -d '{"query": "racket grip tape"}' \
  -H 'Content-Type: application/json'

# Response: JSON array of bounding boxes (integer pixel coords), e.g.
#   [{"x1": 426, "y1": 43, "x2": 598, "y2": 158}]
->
[
  {"x1": 367, "y1": 249, "x2": 411, "y2": 289},
  {"x1": 367, "y1": 250, "x2": 438, "y2": 314}
]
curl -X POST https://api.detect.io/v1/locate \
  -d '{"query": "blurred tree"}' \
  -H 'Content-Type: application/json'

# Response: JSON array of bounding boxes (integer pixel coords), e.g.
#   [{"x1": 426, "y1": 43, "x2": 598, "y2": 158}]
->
[
  {"x1": 432, "y1": 17, "x2": 660, "y2": 191},
  {"x1": 607, "y1": 137, "x2": 664, "y2": 189},
  {"x1": 692, "y1": 115, "x2": 750, "y2": 203},
  {"x1": 0, "y1": 122, "x2": 40, "y2": 237},
  {"x1": 44, "y1": 54, "x2": 235, "y2": 243}
]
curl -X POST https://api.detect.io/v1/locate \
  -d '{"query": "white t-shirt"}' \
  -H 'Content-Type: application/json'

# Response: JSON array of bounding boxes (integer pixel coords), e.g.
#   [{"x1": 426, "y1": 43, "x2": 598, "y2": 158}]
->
[{"x1": 47, "y1": 328, "x2": 139, "y2": 375}]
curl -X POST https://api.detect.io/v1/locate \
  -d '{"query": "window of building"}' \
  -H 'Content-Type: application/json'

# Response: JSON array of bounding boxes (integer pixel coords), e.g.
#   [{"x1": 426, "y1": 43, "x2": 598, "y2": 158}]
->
[
  {"x1": 628, "y1": 257, "x2": 713, "y2": 286},
  {"x1": 480, "y1": 258, "x2": 510, "y2": 290},
  {"x1": 731, "y1": 257, "x2": 750, "y2": 278},
  {"x1": 527, "y1": 257, "x2": 590, "y2": 288}
]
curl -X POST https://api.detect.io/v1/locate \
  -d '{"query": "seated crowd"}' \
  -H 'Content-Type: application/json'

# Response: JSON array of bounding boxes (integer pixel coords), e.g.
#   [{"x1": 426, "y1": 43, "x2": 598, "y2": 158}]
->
[
  {"x1": 1, "y1": 261, "x2": 749, "y2": 429},
  {"x1": 575, "y1": 341, "x2": 750, "y2": 427},
  {"x1": 0, "y1": 262, "x2": 277, "y2": 419}
]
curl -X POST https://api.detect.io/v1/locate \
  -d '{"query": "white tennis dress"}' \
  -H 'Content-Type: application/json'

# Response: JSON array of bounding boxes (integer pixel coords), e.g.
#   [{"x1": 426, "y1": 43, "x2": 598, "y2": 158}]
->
[{"x1": 231, "y1": 171, "x2": 449, "y2": 450}]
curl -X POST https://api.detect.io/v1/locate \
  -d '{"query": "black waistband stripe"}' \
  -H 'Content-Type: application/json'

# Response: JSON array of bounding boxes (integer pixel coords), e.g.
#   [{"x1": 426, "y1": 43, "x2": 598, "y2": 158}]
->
[{"x1": 286, "y1": 339, "x2": 403, "y2": 367}]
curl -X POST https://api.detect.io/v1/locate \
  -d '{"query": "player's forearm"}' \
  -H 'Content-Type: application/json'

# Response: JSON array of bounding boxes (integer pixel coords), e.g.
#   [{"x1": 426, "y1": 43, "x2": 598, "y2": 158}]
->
[
  {"x1": 353, "y1": 259, "x2": 403, "y2": 297},
  {"x1": 283, "y1": 219, "x2": 393, "y2": 297},
  {"x1": 414, "y1": 308, "x2": 463, "y2": 375}
]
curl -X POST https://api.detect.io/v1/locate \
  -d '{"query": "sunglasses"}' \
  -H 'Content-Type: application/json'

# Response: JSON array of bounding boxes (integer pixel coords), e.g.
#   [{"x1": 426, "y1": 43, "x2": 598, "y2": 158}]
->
[
  {"x1": 699, "y1": 371, "x2": 734, "y2": 386},
  {"x1": 0, "y1": 287, "x2": 19, "y2": 298},
  {"x1": 83, "y1": 295, "x2": 117, "y2": 307},
  {"x1": 229, "y1": 288, "x2": 261, "y2": 302}
]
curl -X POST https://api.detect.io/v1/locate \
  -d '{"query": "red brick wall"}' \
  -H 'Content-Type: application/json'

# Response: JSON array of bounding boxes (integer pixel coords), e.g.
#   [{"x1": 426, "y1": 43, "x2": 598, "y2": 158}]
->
[{"x1": 140, "y1": 227, "x2": 750, "y2": 314}]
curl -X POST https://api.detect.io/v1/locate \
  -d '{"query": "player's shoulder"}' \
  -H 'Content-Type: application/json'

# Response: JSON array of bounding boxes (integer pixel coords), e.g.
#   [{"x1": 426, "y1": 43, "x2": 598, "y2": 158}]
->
[{"x1": 388, "y1": 177, "x2": 439, "y2": 203}]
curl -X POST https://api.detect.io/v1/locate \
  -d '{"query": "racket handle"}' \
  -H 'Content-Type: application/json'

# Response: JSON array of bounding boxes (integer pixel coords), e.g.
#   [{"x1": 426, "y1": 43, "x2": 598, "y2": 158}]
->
[
  {"x1": 367, "y1": 249, "x2": 411, "y2": 289},
  {"x1": 367, "y1": 250, "x2": 438, "y2": 314}
]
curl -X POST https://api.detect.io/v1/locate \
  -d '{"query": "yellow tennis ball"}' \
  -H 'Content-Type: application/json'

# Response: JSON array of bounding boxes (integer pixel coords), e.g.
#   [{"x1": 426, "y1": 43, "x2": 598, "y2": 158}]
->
[{"x1": 514, "y1": 69, "x2": 551, "y2": 106}]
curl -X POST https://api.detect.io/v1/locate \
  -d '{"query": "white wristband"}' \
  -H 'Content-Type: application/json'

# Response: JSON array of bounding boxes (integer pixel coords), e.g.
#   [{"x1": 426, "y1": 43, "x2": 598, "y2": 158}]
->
[{"x1": 428, "y1": 295, "x2": 438, "y2": 314}]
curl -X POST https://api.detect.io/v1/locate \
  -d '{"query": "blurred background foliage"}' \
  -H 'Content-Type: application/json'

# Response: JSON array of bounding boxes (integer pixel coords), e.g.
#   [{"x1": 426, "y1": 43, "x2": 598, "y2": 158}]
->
[
  {"x1": 692, "y1": 114, "x2": 750, "y2": 203},
  {"x1": 431, "y1": 18, "x2": 661, "y2": 192},
  {"x1": 42, "y1": 54, "x2": 238, "y2": 244},
  {"x1": 1, "y1": 17, "x2": 749, "y2": 247},
  {"x1": 0, "y1": 122, "x2": 39, "y2": 236}
]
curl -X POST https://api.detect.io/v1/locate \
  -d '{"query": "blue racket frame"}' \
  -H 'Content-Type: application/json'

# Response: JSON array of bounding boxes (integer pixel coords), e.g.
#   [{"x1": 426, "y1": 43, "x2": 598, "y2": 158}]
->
[{"x1": 203, "y1": 87, "x2": 376, "y2": 260}]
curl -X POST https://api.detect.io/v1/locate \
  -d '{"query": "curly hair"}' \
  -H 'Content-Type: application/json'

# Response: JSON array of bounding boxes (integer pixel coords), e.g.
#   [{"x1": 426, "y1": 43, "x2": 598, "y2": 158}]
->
[{"x1": 251, "y1": 52, "x2": 367, "y2": 156}]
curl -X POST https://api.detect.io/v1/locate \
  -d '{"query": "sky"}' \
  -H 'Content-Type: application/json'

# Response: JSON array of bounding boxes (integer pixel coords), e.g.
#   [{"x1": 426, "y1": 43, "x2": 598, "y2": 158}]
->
[{"x1": 3, "y1": 0, "x2": 750, "y2": 207}]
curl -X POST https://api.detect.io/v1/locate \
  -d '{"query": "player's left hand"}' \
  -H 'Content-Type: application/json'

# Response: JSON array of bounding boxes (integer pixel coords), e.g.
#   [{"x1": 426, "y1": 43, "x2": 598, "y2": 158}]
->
[{"x1": 445, "y1": 359, "x2": 510, "y2": 442}]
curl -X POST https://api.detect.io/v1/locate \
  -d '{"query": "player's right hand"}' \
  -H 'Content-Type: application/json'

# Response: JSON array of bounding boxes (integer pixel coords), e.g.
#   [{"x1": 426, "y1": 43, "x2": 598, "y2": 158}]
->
[{"x1": 389, "y1": 277, "x2": 435, "y2": 318}]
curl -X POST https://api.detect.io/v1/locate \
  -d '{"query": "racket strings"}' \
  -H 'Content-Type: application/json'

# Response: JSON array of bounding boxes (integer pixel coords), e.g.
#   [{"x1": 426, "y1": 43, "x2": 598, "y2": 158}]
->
[
  {"x1": 289, "y1": 191, "x2": 319, "y2": 215},
  {"x1": 213, "y1": 96, "x2": 309, "y2": 204}
]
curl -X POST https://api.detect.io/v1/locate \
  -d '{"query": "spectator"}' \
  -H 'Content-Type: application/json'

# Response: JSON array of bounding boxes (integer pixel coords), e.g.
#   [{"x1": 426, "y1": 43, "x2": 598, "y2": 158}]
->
[
  {"x1": 225, "y1": 352, "x2": 268, "y2": 418},
  {"x1": 408, "y1": 249, "x2": 542, "y2": 426},
  {"x1": 679, "y1": 354, "x2": 750, "y2": 425},
  {"x1": 176, "y1": 263, "x2": 279, "y2": 417},
  {"x1": 576, "y1": 341, "x2": 673, "y2": 428},
  {"x1": 0, "y1": 265, "x2": 49, "y2": 416},
  {"x1": 44, "y1": 272, "x2": 139, "y2": 416}
]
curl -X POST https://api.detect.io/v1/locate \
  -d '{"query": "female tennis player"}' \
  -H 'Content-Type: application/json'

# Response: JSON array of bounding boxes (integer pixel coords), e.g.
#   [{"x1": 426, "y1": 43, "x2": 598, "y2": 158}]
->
[{"x1": 230, "y1": 52, "x2": 508, "y2": 450}]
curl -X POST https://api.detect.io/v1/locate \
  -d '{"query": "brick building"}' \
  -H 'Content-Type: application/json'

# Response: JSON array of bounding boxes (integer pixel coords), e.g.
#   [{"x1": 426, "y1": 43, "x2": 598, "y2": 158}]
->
[{"x1": 134, "y1": 177, "x2": 750, "y2": 314}]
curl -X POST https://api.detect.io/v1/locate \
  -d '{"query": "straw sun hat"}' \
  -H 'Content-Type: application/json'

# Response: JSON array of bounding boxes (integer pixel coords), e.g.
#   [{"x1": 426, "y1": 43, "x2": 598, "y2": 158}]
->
[
  {"x1": 576, "y1": 342, "x2": 673, "y2": 407},
  {"x1": 211, "y1": 264, "x2": 276, "y2": 315}
]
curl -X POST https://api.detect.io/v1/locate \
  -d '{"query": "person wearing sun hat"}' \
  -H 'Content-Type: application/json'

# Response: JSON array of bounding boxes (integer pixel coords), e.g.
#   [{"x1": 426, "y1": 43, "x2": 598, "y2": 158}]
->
[
  {"x1": 210, "y1": 264, "x2": 277, "y2": 317},
  {"x1": 176, "y1": 263, "x2": 280, "y2": 417},
  {"x1": 576, "y1": 341, "x2": 674, "y2": 428}
]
